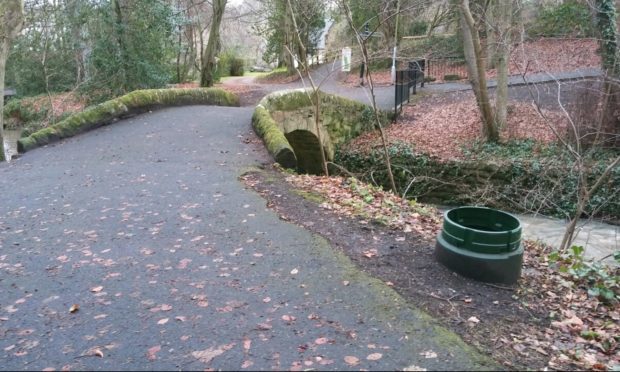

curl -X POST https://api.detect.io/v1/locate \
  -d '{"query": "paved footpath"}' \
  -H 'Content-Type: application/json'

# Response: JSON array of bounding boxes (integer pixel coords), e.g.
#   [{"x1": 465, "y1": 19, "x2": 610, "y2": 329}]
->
[{"x1": 0, "y1": 106, "x2": 491, "y2": 370}]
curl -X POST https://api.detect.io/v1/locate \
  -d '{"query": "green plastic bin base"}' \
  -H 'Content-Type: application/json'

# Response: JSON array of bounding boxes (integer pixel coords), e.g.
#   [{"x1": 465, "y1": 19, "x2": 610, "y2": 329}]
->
[{"x1": 435, "y1": 234, "x2": 523, "y2": 284}]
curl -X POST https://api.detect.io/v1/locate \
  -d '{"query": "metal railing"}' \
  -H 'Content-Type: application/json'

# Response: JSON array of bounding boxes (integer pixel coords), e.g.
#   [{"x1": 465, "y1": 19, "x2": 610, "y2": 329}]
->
[
  {"x1": 425, "y1": 56, "x2": 468, "y2": 82},
  {"x1": 395, "y1": 59, "x2": 425, "y2": 119}
]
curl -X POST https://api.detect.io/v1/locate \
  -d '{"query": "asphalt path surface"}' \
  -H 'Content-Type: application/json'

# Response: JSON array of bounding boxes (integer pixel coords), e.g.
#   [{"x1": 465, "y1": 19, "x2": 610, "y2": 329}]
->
[{"x1": 0, "y1": 106, "x2": 491, "y2": 370}]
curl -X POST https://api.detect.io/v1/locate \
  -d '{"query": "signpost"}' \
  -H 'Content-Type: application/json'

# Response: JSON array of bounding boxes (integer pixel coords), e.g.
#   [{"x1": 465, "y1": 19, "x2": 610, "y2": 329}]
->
[{"x1": 341, "y1": 47, "x2": 351, "y2": 72}]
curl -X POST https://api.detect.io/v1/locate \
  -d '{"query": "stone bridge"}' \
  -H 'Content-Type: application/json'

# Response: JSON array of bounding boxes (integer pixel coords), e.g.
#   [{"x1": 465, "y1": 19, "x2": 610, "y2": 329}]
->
[{"x1": 252, "y1": 89, "x2": 388, "y2": 174}]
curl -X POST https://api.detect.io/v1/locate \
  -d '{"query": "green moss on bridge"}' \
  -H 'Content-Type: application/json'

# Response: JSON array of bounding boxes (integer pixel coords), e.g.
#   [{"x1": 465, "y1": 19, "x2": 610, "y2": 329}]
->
[
  {"x1": 18, "y1": 88, "x2": 239, "y2": 153},
  {"x1": 253, "y1": 88, "x2": 389, "y2": 173}
]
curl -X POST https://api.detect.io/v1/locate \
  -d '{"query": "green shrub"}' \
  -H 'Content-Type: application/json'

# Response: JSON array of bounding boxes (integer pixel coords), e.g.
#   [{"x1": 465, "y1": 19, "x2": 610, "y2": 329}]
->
[
  {"x1": 229, "y1": 57, "x2": 245, "y2": 76},
  {"x1": 367, "y1": 57, "x2": 393, "y2": 70},
  {"x1": 443, "y1": 74, "x2": 462, "y2": 81},
  {"x1": 335, "y1": 142, "x2": 620, "y2": 222},
  {"x1": 408, "y1": 21, "x2": 428, "y2": 36},
  {"x1": 402, "y1": 34, "x2": 464, "y2": 59},
  {"x1": 3, "y1": 96, "x2": 49, "y2": 129},
  {"x1": 529, "y1": 1, "x2": 594, "y2": 37}
]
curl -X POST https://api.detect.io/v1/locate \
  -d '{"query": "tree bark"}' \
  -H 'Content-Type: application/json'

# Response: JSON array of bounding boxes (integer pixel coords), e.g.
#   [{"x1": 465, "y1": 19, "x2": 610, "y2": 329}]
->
[
  {"x1": 112, "y1": 0, "x2": 129, "y2": 92},
  {"x1": 595, "y1": 0, "x2": 620, "y2": 147},
  {"x1": 285, "y1": 0, "x2": 328, "y2": 175},
  {"x1": 200, "y1": 0, "x2": 226, "y2": 87},
  {"x1": 459, "y1": 0, "x2": 498, "y2": 142},
  {"x1": 485, "y1": 1, "x2": 497, "y2": 69},
  {"x1": 340, "y1": 0, "x2": 397, "y2": 194},
  {"x1": 283, "y1": 0, "x2": 296, "y2": 73},
  {"x1": 494, "y1": 0, "x2": 513, "y2": 130},
  {"x1": 0, "y1": 0, "x2": 25, "y2": 162}
]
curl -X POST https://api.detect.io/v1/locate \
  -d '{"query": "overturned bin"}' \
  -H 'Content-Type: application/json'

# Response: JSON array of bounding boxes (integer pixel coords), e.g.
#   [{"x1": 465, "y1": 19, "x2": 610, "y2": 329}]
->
[{"x1": 435, "y1": 206, "x2": 523, "y2": 284}]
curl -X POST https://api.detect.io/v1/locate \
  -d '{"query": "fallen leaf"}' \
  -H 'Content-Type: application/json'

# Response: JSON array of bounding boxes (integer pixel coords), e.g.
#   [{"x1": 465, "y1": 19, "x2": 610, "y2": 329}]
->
[
  {"x1": 147, "y1": 345, "x2": 161, "y2": 361},
  {"x1": 92, "y1": 348, "x2": 104, "y2": 358},
  {"x1": 175, "y1": 316, "x2": 187, "y2": 322},
  {"x1": 262, "y1": 297, "x2": 271, "y2": 303},
  {"x1": 362, "y1": 249, "x2": 378, "y2": 258},
  {"x1": 344, "y1": 356, "x2": 359, "y2": 366},
  {"x1": 243, "y1": 338, "x2": 251, "y2": 351},
  {"x1": 420, "y1": 350, "x2": 437, "y2": 359},
  {"x1": 404, "y1": 365, "x2": 427, "y2": 371},
  {"x1": 192, "y1": 343, "x2": 235, "y2": 364},
  {"x1": 157, "y1": 318, "x2": 169, "y2": 325},
  {"x1": 69, "y1": 304, "x2": 80, "y2": 313},
  {"x1": 91, "y1": 286, "x2": 103, "y2": 293},
  {"x1": 315, "y1": 337, "x2": 328, "y2": 345},
  {"x1": 160, "y1": 304, "x2": 172, "y2": 311},
  {"x1": 343, "y1": 281, "x2": 350, "y2": 286},
  {"x1": 256, "y1": 322, "x2": 272, "y2": 330},
  {"x1": 467, "y1": 316, "x2": 480, "y2": 324},
  {"x1": 367, "y1": 352, "x2": 383, "y2": 361},
  {"x1": 241, "y1": 360, "x2": 254, "y2": 369},
  {"x1": 290, "y1": 268, "x2": 299, "y2": 275},
  {"x1": 282, "y1": 315, "x2": 296, "y2": 322}
]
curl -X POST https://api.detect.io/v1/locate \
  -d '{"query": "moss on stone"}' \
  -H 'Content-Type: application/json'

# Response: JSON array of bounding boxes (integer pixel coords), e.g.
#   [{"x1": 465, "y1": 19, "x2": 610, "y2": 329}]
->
[
  {"x1": 253, "y1": 88, "x2": 388, "y2": 171},
  {"x1": 17, "y1": 88, "x2": 239, "y2": 153},
  {"x1": 252, "y1": 106, "x2": 297, "y2": 168},
  {"x1": 291, "y1": 189, "x2": 326, "y2": 204}
]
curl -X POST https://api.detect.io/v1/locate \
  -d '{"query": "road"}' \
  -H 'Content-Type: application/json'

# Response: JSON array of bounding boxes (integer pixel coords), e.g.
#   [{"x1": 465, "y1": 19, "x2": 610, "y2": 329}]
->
[{"x1": 0, "y1": 106, "x2": 490, "y2": 370}]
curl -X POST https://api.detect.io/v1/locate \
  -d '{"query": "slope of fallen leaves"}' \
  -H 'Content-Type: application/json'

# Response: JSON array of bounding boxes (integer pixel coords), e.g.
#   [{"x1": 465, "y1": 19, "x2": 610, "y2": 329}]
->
[
  {"x1": 519, "y1": 241, "x2": 619, "y2": 371},
  {"x1": 345, "y1": 92, "x2": 568, "y2": 161},
  {"x1": 5, "y1": 92, "x2": 85, "y2": 129},
  {"x1": 282, "y1": 172, "x2": 619, "y2": 370},
  {"x1": 286, "y1": 174, "x2": 442, "y2": 241},
  {"x1": 343, "y1": 38, "x2": 600, "y2": 84}
]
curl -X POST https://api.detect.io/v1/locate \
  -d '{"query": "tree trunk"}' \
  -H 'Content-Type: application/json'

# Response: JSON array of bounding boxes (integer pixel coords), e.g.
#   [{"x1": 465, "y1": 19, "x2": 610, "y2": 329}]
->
[
  {"x1": 340, "y1": 0, "x2": 397, "y2": 193},
  {"x1": 112, "y1": 0, "x2": 129, "y2": 92},
  {"x1": 0, "y1": 0, "x2": 25, "y2": 162},
  {"x1": 200, "y1": 0, "x2": 226, "y2": 87},
  {"x1": 595, "y1": 0, "x2": 620, "y2": 147},
  {"x1": 494, "y1": 0, "x2": 513, "y2": 130},
  {"x1": 459, "y1": 0, "x2": 498, "y2": 142},
  {"x1": 485, "y1": 1, "x2": 497, "y2": 69},
  {"x1": 283, "y1": 0, "x2": 296, "y2": 74}
]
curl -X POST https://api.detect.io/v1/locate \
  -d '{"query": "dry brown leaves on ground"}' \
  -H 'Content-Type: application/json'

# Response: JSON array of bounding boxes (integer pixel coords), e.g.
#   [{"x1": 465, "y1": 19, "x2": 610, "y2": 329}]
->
[
  {"x1": 9, "y1": 92, "x2": 85, "y2": 128},
  {"x1": 519, "y1": 241, "x2": 619, "y2": 370},
  {"x1": 353, "y1": 38, "x2": 601, "y2": 84},
  {"x1": 283, "y1": 172, "x2": 619, "y2": 370},
  {"x1": 345, "y1": 92, "x2": 568, "y2": 161},
  {"x1": 286, "y1": 174, "x2": 442, "y2": 241},
  {"x1": 215, "y1": 83, "x2": 263, "y2": 97},
  {"x1": 502, "y1": 38, "x2": 601, "y2": 77}
]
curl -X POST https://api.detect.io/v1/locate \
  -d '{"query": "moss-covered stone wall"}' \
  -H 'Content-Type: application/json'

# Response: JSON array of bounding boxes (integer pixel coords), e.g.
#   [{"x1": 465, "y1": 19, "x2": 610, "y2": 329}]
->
[
  {"x1": 18, "y1": 88, "x2": 239, "y2": 153},
  {"x1": 336, "y1": 146, "x2": 620, "y2": 223},
  {"x1": 253, "y1": 88, "x2": 388, "y2": 173}
]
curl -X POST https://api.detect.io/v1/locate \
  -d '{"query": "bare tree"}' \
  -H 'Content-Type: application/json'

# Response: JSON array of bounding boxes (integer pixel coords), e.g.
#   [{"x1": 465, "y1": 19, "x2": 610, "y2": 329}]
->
[
  {"x1": 285, "y1": 0, "x2": 329, "y2": 175},
  {"x1": 339, "y1": 0, "x2": 398, "y2": 193},
  {"x1": 200, "y1": 0, "x2": 226, "y2": 87},
  {"x1": 458, "y1": 0, "x2": 514, "y2": 142},
  {"x1": 0, "y1": 0, "x2": 25, "y2": 162}
]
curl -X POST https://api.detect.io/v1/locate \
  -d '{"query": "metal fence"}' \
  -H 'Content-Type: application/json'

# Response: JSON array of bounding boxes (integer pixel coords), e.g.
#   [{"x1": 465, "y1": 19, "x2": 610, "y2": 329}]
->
[
  {"x1": 394, "y1": 59, "x2": 425, "y2": 118},
  {"x1": 425, "y1": 57, "x2": 468, "y2": 82}
]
